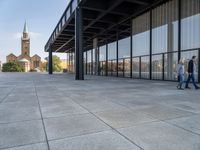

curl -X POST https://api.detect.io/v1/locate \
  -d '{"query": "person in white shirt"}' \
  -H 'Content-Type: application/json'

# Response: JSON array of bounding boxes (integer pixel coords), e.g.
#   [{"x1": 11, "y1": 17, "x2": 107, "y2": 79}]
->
[{"x1": 176, "y1": 58, "x2": 185, "y2": 90}]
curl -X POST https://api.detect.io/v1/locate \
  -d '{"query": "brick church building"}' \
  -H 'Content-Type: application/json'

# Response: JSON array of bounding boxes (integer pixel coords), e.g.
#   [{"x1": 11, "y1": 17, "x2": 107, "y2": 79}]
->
[{"x1": 6, "y1": 22, "x2": 42, "y2": 72}]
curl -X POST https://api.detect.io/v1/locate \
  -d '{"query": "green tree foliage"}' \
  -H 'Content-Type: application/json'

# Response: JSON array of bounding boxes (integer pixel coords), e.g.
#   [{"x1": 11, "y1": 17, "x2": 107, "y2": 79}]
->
[
  {"x1": 47, "y1": 55, "x2": 62, "y2": 72},
  {"x1": 2, "y1": 62, "x2": 25, "y2": 72},
  {"x1": 53, "y1": 55, "x2": 62, "y2": 72}
]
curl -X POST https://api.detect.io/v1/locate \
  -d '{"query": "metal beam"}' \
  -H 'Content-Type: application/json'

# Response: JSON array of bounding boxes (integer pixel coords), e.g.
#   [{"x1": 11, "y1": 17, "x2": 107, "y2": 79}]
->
[
  {"x1": 75, "y1": 7, "x2": 84, "y2": 80},
  {"x1": 125, "y1": 0, "x2": 149, "y2": 5}
]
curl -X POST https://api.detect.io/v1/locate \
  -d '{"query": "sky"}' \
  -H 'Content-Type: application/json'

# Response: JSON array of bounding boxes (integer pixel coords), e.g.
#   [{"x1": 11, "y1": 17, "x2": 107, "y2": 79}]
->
[{"x1": 0, "y1": 0, "x2": 70, "y2": 63}]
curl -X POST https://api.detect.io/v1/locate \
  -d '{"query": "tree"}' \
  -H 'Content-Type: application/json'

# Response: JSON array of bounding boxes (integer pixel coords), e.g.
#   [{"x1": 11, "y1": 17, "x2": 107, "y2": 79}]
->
[
  {"x1": 2, "y1": 62, "x2": 24, "y2": 72},
  {"x1": 47, "y1": 55, "x2": 62, "y2": 72}
]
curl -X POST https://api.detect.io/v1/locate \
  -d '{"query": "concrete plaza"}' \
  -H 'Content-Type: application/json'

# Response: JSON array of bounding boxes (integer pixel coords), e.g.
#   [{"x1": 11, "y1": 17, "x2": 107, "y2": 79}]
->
[{"x1": 0, "y1": 73, "x2": 200, "y2": 150}]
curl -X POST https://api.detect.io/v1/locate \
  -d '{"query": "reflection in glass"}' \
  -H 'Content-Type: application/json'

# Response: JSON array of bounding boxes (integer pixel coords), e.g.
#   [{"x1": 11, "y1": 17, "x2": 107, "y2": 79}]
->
[
  {"x1": 152, "y1": 54, "x2": 163, "y2": 80},
  {"x1": 119, "y1": 37, "x2": 130, "y2": 58},
  {"x1": 99, "y1": 46, "x2": 106, "y2": 61},
  {"x1": 108, "y1": 42, "x2": 116, "y2": 60},
  {"x1": 132, "y1": 57, "x2": 140, "y2": 78},
  {"x1": 124, "y1": 59, "x2": 131, "y2": 77},
  {"x1": 118, "y1": 59, "x2": 124, "y2": 77},
  {"x1": 164, "y1": 52, "x2": 178, "y2": 80},
  {"x1": 132, "y1": 12, "x2": 150, "y2": 57},
  {"x1": 152, "y1": 0, "x2": 178, "y2": 54},
  {"x1": 141, "y1": 56, "x2": 150, "y2": 79},
  {"x1": 181, "y1": 0, "x2": 200, "y2": 50}
]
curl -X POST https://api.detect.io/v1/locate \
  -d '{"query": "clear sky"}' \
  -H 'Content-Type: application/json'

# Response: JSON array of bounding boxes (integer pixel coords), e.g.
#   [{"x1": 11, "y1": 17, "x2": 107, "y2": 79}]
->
[{"x1": 0, "y1": 0, "x2": 70, "y2": 63}]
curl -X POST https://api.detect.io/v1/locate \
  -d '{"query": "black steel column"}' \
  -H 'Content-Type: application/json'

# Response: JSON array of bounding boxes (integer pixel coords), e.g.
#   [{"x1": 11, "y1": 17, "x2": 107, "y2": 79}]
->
[
  {"x1": 48, "y1": 48, "x2": 53, "y2": 74},
  {"x1": 75, "y1": 6, "x2": 84, "y2": 80},
  {"x1": 97, "y1": 46, "x2": 100, "y2": 76},
  {"x1": 149, "y1": 10, "x2": 152, "y2": 80},
  {"x1": 86, "y1": 51, "x2": 87, "y2": 75},
  {"x1": 178, "y1": 0, "x2": 181, "y2": 61},
  {"x1": 116, "y1": 32, "x2": 119, "y2": 77},
  {"x1": 130, "y1": 22, "x2": 133, "y2": 78},
  {"x1": 162, "y1": 53, "x2": 165, "y2": 80},
  {"x1": 139, "y1": 56, "x2": 141, "y2": 79}
]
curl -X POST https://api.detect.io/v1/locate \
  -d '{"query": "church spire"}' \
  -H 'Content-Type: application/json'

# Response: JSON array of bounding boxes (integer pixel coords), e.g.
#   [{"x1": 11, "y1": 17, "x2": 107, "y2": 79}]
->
[{"x1": 23, "y1": 21, "x2": 28, "y2": 33}]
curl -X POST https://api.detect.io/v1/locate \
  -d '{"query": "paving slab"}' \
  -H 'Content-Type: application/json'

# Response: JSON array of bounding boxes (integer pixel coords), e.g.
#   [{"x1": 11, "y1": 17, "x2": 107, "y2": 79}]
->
[
  {"x1": 44, "y1": 113, "x2": 110, "y2": 140},
  {"x1": 41, "y1": 102, "x2": 88, "y2": 118},
  {"x1": 95, "y1": 109, "x2": 157, "y2": 128},
  {"x1": 0, "y1": 120, "x2": 46, "y2": 149},
  {"x1": 119, "y1": 121, "x2": 200, "y2": 150},
  {"x1": 166, "y1": 114, "x2": 200, "y2": 135},
  {"x1": 137, "y1": 104, "x2": 196, "y2": 120},
  {"x1": 49, "y1": 130, "x2": 141, "y2": 150},
  {"x1": 2, "y1": 143, "x2": 48, "y2": 150},
  {"x1": 0, "y1": 103, "x2": 41, "y2": 123}
]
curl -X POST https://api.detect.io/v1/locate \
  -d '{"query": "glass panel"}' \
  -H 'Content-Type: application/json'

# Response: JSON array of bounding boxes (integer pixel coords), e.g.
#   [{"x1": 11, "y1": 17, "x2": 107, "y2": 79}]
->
[
  {"x1": 181, "y1": 0, "x2": 200, "y2": 50},
  {"x1": 152, "y1": 54, "x2": 163, "y2": 80},
  {"x1": 132, "y1": 12, "x2": 150, "y2": 56},
  {"x1": 119, "y1": 37, "x2": 130, "y2": 58},
  {"x1": 108, "y1": 60, "x2": 112, "y2": 76},
  {"x1": 124, "y1": 58, "x2": 131, "y2": 77},
  {"x1": 92, "y1": 49, "x2": 95, "y2": 75},
  {"x1": 112, "y1": 60, "x2": 117, "y2": 76},
  {"x1": 132, "y1": 57, "x2": 140, "y2": 78},
  {"x1": 141, "y1": 56, "x2": 150, "y2": 79},
  {"x1": 87, "y1": 50, "x2": 92, "y2": 75},
  {"x1": 118, "y1": 59, "x2": 124, "y2": 77},
  {"x1": 108, "y1": 42, "x2": 116, "y2": 60},
  {"x1": 99, "y1": 45, "x2": 106, "y2": 61},
  {"x1": 84, "y1": 52, "x2": 87, "y2": 74},
  {"x1": 152, "y1": 0, "x2": 178, "y2": 54},
  {"x1": 164, "y1": 52, "x2": 178, "y2": 80},
  {"x1": 100, "y1": 61, "x2": 106, "y2": 76}
]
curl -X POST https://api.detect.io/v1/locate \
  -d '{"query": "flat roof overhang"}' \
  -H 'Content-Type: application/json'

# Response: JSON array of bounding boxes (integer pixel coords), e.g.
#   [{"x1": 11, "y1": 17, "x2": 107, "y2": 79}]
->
[{"x1": 45, "y1": 0, "x2": 168, "y2": 53}]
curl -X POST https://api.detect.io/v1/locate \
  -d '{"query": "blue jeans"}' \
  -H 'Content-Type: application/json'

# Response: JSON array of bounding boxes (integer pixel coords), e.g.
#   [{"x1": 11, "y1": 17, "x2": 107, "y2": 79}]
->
[
  {"x1": 177, "y1": 74, "x2": 184, "y2": 88},
  {"x1": 185, "y1": 73, "x2": 198, "y2": 88}
]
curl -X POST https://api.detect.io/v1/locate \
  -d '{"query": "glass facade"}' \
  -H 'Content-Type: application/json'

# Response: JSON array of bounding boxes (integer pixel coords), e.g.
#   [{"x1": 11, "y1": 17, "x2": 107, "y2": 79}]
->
[
  {"x1": 181, "y1": 0, "x2": 200, "y2": 50},
  {"x1": 79, "y1": 0, "x2": 200, "y2": 82}
]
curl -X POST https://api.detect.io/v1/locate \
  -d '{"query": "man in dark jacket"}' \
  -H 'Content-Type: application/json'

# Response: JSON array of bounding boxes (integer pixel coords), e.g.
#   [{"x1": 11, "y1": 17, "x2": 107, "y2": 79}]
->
[{"x1": 185, "y1": 56, "x2": 199, "y2": 89}]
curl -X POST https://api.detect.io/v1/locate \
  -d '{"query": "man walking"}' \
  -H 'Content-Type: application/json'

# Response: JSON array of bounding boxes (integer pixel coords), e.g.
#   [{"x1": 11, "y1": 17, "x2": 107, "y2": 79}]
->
[{"x1": 185, "y1": 56, "x2": 199, "y2": 89}]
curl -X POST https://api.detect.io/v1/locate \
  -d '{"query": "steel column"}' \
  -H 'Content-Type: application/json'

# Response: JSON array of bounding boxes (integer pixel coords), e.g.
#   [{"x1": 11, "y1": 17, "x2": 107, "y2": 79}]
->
[
  {"x1": 75, "y1": 6, "x2": 84, "y2": 80},
  {"x1": 162, "y1": 53, "x2": 165, "y2": 80},
  {"x1": 48, "y1": 48, "x2": 53, "y2": 74},
  {"x1": 130, "y1": 22, "x2": 133, "y2": 78},
  {"x1": 139, "y1": 56, "x2": 141, "y2": 79},
  {"x1": 116, "y1": 32, "x2": 119, "y2": 77},
  {"x1": 86, "y1": 51, "x2": 88, "y2": 75},
  {"x1": 178, "y1": 0, "x2": 181, "y2": 61},
  {"x1": 149, "y1": 10, "x2": 152, "y2": 80},
  {"x1": 106, "y1": 41, "x2": 108, "y2": 76}
]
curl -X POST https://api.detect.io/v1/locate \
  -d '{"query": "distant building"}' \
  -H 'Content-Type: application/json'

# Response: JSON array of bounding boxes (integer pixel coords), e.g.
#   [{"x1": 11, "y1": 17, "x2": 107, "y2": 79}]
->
[{"x1": 6, "y1": 22, "x2": 42, "y2": 72}]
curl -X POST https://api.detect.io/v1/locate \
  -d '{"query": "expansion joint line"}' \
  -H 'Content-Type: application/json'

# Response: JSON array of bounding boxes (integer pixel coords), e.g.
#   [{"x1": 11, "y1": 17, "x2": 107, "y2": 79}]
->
[
  {"x1": 33, "y1": 81, "x2": 50, "y2": 150},
  {"x1": 70, "y1": 97, "x2": 144, "y2": 150}
]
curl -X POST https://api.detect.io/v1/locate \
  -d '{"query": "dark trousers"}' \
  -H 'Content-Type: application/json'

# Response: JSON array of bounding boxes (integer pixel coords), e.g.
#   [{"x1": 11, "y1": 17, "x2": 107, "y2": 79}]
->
[{"x1": 185, "y1": 73, "x2": 198, "y2": 88}]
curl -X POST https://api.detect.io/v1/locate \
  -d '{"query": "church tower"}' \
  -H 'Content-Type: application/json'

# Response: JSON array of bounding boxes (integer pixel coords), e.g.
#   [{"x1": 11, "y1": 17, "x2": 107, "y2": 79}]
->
[{"x1": 21, "y1": 21, "x2": 30, "y2": 56}]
